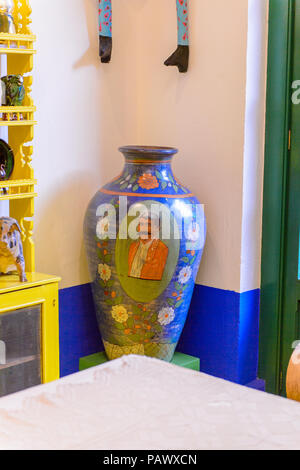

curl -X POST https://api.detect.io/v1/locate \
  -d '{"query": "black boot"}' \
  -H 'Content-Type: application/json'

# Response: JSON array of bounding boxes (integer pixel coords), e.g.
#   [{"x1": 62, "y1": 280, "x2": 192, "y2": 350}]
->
[
  {"x1": 164, "y1": 45, "x2": 189, "y2": 73},
  {"x1": 99, "y1": 35, "x2": 112, "y2": 63}
]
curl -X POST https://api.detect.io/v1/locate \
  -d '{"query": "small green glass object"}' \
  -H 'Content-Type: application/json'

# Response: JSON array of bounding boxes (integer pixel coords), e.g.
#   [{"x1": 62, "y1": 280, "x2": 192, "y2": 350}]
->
[{"x1": 1, "y1": 75, "x2": 25, "y2": 106}]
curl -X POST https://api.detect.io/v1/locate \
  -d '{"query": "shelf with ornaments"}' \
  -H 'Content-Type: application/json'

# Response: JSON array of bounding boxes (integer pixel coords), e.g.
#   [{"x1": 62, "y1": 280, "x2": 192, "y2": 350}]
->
[
  {"x1": 0, "y1": 1, "x2": 38, "y2": 274},
  {"x1": 0, "y1": 105, "x2": 36, "y2": 126},
  {"x1": 0, "y1": 178, "x2": 37, "y2": 201},
  {"x1": 0, "y1": 134, "x2": 37, "y2": 270},
  {"x1": 0, "y1": 1, "x2": 60, "y2": 395}
]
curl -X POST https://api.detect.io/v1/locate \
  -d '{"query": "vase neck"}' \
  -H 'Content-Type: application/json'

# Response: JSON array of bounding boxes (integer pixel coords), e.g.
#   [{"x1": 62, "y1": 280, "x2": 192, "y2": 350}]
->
[
  {"x1": 119, "y1": 146, "x2": 178, "y2": 178},
  {"x1": 101, "y1": 145, "x2": 191, "y2": 196},
  {"x1": 119, "y1": 146, "x2": 178, "y2": 164}
]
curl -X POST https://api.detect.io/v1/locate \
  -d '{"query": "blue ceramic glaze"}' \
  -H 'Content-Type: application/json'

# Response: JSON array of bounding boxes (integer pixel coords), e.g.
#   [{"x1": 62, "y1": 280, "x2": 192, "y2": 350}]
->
[{"x1": 84, "y1": 146, "x2": 206, "y2": 361}]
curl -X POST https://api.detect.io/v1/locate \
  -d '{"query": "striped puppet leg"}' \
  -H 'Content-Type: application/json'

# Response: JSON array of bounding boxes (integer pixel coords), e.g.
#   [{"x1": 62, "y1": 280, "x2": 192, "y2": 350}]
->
[
  {"x1": 164, "y1": 0, "x2": 190, "y2": 73},
  {"x1": 99, "y1": 0, "x2": 112, "y2": 63}
]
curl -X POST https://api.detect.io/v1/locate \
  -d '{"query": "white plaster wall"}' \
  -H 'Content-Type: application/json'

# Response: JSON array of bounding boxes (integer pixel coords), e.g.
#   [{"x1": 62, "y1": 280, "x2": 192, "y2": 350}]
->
[{"x1": 29, "y1": 0, "x2": 268, "y2": 293}]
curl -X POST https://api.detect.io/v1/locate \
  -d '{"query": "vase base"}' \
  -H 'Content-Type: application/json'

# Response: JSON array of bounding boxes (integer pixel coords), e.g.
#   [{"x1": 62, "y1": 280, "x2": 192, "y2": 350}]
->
[{"x1": 103, "y1": 340, "x2": 176, "y2": 362}]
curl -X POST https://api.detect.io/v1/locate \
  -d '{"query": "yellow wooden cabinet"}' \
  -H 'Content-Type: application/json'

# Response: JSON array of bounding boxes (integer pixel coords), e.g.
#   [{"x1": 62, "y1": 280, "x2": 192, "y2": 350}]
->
[
  {"x1": 0, "y1": 274, "x2": 60, "y2": 396},
  {"x1": 0, "y1": 1, "x2": 60, "y2": 396}
]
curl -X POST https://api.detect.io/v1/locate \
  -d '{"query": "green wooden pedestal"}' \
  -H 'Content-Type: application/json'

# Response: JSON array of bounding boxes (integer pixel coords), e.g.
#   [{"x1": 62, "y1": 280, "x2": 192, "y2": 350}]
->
[{"x1": 79, "y1": 351, "x2": 200, "y2": 372}]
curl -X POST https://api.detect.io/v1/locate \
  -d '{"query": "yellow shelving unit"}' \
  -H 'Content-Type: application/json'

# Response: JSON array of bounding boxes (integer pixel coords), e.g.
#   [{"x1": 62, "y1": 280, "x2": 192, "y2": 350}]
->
[{"x1": 0, "y1": 1, "x2": 60, "y2": 395}]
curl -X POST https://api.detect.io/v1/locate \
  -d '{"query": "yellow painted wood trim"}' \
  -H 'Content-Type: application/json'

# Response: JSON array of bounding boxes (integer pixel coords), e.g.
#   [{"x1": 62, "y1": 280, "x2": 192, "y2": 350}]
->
[
  {"x1": 0, "y1": 49, "x2": 36, "y2": 55},
  {"x1": 0, "y1": 106, "x2": 36, "y2": 112},
  {"x1": 0, "y1": 178, "x2": 37, "y2": 188},
  {"x1": 0, "y1": 273, "x2": 61, "y2": 295},
  {"x1": 0, "y1": 192, "x2": 37, "y2": 201},
  {"x1": 0, "y1": 298, "x2": 45, "y2": 314},
  {"x1": 41, "y1": 282, "x2": 60, "y2": 383},
  {"x1": 0, "y1": 120, "x2": 36, "y2": 127},
  {"x1": 0, "y1": 33, "x2": 36, "y2": 41}
]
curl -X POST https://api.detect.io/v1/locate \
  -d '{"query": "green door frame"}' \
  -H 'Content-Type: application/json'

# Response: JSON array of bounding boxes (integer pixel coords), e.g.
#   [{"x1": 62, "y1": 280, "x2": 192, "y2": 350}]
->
[
  {"x1": 259, "y1": 0, "x2": 294, "y2": 394},
  {"x1": 259, "y1": 0, "x2": 293, "y2": 394}
]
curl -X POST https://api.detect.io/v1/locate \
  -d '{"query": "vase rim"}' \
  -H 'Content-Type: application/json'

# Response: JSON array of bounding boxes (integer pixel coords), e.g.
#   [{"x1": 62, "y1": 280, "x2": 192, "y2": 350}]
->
[{"x1": 119, "y1": 145, "x2": 178, "y2": 160}]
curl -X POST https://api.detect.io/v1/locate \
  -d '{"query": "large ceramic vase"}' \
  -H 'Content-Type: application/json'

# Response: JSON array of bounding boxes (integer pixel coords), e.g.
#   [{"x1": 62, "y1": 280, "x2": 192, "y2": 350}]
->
[{"x1": 84, "y1": 146, "x2": 206, "y2": 362}]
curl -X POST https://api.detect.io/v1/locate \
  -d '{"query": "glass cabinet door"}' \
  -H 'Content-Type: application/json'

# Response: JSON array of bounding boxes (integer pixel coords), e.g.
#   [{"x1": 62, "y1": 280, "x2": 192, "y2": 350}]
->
[{"x1": 0, "y1": 305, "x2": 42, "y2": 397}]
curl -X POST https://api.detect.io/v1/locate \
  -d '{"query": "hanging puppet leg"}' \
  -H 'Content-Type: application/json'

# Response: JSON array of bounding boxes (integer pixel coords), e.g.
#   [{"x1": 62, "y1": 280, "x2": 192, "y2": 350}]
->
[
  {"x1": 164, "y1": 0, "x2": 189, "y2": 73},
  {"x1": 99, "y1": 0, "x2": 112, "y2": 63}
]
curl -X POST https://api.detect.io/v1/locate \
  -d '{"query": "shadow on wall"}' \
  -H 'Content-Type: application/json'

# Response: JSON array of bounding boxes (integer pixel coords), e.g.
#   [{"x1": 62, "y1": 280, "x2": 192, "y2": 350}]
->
[
  {"x1": 35, "y1": 0, "x2": 140, "y2": 287},
  {"x1": 71, "y1": 0, "x2": 140, "y2": 198},
  {"x1": 73, "y1": 0, "x2": 140, "y2": 137},
  {"x1": 73, "y1": 0, "x2": 100, "y2": 69},
  {"x1": 35, "y1": 171, "x2": 94, "y2": 285}
]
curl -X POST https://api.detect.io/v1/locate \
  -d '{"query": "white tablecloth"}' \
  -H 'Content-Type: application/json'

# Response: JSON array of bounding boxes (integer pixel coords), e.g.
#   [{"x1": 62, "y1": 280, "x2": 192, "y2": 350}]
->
[{"x1": 0, "y1": 355, "x2": 300, "y2": 450}]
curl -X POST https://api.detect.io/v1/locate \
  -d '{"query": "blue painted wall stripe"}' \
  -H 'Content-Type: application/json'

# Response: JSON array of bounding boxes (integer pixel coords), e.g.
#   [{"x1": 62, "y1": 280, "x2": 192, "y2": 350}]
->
[
  {"x1": 59, "y1": 283, "x2": 260, "y2": 384},
  {"x1": 177, "y1": 286, "x2": 238, "y2": 380},
  {"x1": 59, "y1": 283, "x2": 103, "y2": 377},
  {"x1": 177, "y1": 286, "x2": 259, "y2": 383},
  {"x1": 238, "y1": 289, "x2": 260, "y2": 384}
]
